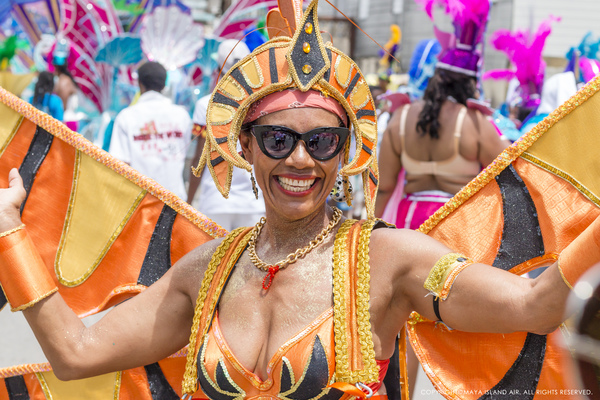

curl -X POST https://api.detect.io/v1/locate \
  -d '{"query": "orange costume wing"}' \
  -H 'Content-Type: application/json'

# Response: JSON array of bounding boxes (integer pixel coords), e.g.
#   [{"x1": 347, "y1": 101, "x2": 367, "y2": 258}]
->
[
  {"x1": 0, "y1": 87, "x2": 227, "y2": 399},
  {"x1": 409, "y1": 77, "x2": 600, "y2": 398}
]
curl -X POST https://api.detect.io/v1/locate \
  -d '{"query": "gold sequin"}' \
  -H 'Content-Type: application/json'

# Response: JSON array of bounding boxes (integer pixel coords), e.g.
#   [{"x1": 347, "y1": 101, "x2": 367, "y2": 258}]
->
[
  {"x1": 303, "y1": 42, "x2": 311, "y2": 53},
  {"x1": 305, "y1": 22, "x2": 313, "y2": 34},
  {"x1": 302, "y1": 64, "x2": 313, "y2": 74}
]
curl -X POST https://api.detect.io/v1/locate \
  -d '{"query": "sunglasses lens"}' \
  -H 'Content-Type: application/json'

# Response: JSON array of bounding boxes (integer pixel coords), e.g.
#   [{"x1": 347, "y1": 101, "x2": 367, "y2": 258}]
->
[
  {"x1": 308, "y1": 131, "x2": 340, "y2": 159},
  {"x1": 261, "y1": 130, "x2": 294, "y2": 158}
]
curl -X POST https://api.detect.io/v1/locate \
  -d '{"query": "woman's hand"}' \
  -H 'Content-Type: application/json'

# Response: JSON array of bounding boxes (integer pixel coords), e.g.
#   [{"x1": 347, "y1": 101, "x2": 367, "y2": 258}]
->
[{"x1": 0, "y1": 168, "x2": 26, "y2": 231}]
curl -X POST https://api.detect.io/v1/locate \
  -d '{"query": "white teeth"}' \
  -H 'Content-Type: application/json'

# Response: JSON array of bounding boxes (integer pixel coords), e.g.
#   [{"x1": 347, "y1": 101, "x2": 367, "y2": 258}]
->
[{"x1": 277, "y1": 176, "x2": 316, "y2": 192}]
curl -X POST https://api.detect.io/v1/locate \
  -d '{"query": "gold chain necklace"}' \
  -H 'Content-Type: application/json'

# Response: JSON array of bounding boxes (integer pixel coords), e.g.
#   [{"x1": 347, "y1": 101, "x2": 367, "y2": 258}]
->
[{"x1": 248, "y1": 207, "x2": 342, "y2": 290}]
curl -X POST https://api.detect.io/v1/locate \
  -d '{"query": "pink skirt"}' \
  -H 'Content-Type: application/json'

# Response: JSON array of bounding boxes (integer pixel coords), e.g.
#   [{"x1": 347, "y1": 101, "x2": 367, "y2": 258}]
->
[{"x1": 395, "y1": 190, "x2": 453, "y2": 230}]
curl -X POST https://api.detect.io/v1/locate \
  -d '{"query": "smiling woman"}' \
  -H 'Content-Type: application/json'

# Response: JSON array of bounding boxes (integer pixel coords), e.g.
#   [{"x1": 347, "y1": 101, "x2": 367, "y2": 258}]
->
[{"x1": 0, "y1": 1, "x2": 599, "y2": 400}]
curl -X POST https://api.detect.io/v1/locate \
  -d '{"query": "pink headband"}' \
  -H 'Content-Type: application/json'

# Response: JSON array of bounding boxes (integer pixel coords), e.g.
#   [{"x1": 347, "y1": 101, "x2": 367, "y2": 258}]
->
[{"x1": 244, "y1": 89, "x2": 347, "y2": 125}]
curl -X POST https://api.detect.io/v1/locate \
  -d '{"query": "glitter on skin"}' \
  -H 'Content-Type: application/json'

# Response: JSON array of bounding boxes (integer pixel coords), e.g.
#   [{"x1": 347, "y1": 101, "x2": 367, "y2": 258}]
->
[{"x1": 217, "y1": 220, "x2": 340, "y2": 380}]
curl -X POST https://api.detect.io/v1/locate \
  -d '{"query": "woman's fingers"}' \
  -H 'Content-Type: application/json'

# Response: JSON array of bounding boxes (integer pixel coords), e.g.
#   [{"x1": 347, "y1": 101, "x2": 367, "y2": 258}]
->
[
  {"x1": 8, "y1": 168, "x2": 23, "y2": 189},
  {"x1": 0, "y1": 168, "x2": 26, "y2": 230}
]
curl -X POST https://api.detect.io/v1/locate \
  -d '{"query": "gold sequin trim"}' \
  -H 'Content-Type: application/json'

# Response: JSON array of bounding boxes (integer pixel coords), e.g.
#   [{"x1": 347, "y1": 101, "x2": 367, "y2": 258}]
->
[
  {"x1": 557, "y1": 257, "x2": 574, "y2": 290},
  {"x1": 334, "y1": 54, "x2": 354, "y2": 89},
  {"x1": 354, "y1": 219, "x2": 379, "y2": 382},
  {"x1": 239, "y1": 56, "x2": 265, "y2": 89},
  {"x1": 332, "y1": 219, "x2": 353, "y2": 382},
  {"x1": 35, "y1": 372, "x2": 51, "y2": 399},
  {"x1": 0, "y1": 363, "x2": 52, "y2": 378},
  {"x1": 219, "y1": 77, "x2": 246, "y2": 102},
  {"x1": 349, "y1": 80, "x2": 371, "y2": 110},
  {"x1": 280, "y1": 337, "x2": 330, "y2": 400},
  {"x1": 0, "y1": 223, "x2": 25, "y2": 238},
  {"x1": 181, "y1": 227, "x2": 249, "y2": 395},
  {"x1": 520, "y1": 152, "x2": 600, "y2": 207},
  {"x1": 418, "y1": 75, "x2": 600, "y2": 235},
  {"x1": 332, "y1": 220, "x2": 379, "y2": 384},
  {"x1": 0, "y1": 87, "x2": 226, "y2": 239},
  {"x1": 11, "y1": 287, "x2": 58, "y2": 312},
  {"x1": 209, "y1": 103, "x2": 237, "y2": 127},
  {"x1": 114, "y1": 371, "x2": 122, "y2": 400},
  {"x1": 423, "y1": 253, "x2": 472, "y2": 300},
  {"x1": 198, "y1": 335, "x2": 246, "y2": 400}
]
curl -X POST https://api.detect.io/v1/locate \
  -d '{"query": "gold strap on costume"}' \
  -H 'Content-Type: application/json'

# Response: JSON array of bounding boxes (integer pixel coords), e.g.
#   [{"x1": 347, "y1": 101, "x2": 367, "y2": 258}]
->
[
  {"x1": 332, "y1": 219, "x2": 379, "y2": 384},
  {"x1": 182, "y1": 226, "x2": 253, "y2": 396},
  {"x1": 424, "y1": 252, "x2": 473, "y2": 300},
  {"x1": 398, "y1": 326, "x2": 409, "y2": 400},
  {"x1": 558, "y1": 215, "x2": 600, "y2": 289},
  {"x1": 0, "y1": 225, "x2": 58, "y2": 311}
]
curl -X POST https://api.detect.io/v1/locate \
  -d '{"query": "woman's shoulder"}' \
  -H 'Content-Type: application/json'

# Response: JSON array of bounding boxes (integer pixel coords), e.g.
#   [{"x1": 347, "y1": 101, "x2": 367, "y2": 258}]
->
[
  {"x1": 170, "y1": 236, "x2": 228, "y2": 292},
  {"x1": 369, "y1": 226, "x2": 452, "y2": 270}
]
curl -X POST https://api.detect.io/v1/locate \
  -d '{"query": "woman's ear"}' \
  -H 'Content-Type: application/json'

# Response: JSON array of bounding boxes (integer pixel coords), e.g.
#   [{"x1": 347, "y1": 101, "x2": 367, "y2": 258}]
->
[{"x1": 239, "y1": 132, "x2": 254, "y2": 165}]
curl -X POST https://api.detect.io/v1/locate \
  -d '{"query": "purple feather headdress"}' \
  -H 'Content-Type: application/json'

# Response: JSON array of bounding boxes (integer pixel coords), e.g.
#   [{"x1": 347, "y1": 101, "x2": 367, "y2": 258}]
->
[
  {"x1": 415, "y1": 0, "x2": 490, "y2": 76},
  {"x1": 483, "y1": 16, "x2": 560, "y2": 108}
]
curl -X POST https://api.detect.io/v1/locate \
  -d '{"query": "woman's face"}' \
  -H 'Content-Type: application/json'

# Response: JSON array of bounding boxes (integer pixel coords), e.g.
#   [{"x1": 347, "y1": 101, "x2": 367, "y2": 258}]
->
[{"x1": 240, "y1": 107, "x2": 345, "y2": 222}]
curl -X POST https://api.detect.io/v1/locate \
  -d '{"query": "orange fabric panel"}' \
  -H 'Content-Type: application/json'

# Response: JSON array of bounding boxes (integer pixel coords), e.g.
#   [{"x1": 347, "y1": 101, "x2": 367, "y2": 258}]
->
[
  {"x1": 120, "y1": 367, "x2": 153, "y2": 400},
  {"x1": 23, "y1": 373, "x2": 45, "y2": 400},
  {"x1": 410, "y1": 325, "x2": 575, "y2": 399},
  {"x1": 0, "y1": 228, "x2": 56, "y2": 310},
  {"x1": 0, "y1": 378, "x2": 8, "y2": 400},
  {"x1": 171, "y1": 214, "x2": 215, "y2": 266},
  {"x1": 0, "y1": 118, "x2": 36, "y2": 180},
  {"x1": 411, "y1": 325, "x2": 524, "y2": 399},
  {"x1": 536, "y1": 333, "x2": 579, "y2": 399},
  {"x1": 159, "y1": 356, "x2": 188, "y2": 396},
  {"x1": 21, "y1": 136, "x2": 75, "y2": 276},
  {"x1": 515, "y1": 158, "x2": 600, "y2": 255},
  {"x1": 428, "y1": 179, "x2": 503, "y2": 264},
  {"x1": 60, "y1": 193, "x2": 163, "y2": 316},
  {"x1": 200, "y1": 309, "x2": 335, "y2": 398}
]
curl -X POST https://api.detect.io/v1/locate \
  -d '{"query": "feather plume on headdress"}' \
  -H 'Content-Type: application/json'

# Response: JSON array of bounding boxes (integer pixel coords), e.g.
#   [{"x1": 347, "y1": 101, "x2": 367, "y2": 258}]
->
[
  {"x1": 565, "y1": 32, "x2": 600, "y2": 84},
  {"x1": 483, "y1": 16, "x2": 560, "y2": 108},
  {"x1": 415, "y1": 0, "x2": 490, "y2": 76}
]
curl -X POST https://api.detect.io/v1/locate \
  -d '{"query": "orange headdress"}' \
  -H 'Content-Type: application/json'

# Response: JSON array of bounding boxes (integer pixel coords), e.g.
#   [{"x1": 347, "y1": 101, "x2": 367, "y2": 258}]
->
[{"x1": 193, "y1": 0, "x2": 379, "y2": 218}]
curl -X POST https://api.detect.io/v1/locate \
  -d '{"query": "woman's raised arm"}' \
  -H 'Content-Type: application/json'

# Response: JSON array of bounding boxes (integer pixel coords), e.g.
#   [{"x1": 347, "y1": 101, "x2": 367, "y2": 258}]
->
[
  {"x1": 0, "y1": 169, "x2": 214, "y2": 380},
  {"x1": 372, "y1": 218, "x2": 599, "y2": 335}
]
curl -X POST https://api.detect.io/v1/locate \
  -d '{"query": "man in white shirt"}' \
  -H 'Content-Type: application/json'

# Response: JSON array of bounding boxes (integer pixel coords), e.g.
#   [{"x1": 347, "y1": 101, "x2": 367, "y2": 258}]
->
[
  {"x1": 110, "y1": 62, "x2": 192, "y2": 200},
  {"x1": 188, "y1": 40, "x2": 265, "y2": 230}
]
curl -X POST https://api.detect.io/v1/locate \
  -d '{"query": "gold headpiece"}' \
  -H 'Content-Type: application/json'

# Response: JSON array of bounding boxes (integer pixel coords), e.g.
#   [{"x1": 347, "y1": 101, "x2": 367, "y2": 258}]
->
[{"x1": 194, "y1": 0, "x2": 379, "y2": 218}]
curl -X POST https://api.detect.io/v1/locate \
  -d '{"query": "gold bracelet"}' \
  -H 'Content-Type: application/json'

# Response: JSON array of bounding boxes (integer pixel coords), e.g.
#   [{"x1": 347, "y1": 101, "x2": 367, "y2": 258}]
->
[{"x1": 0, "y1": 223, "x2": 25, "y2": 239}]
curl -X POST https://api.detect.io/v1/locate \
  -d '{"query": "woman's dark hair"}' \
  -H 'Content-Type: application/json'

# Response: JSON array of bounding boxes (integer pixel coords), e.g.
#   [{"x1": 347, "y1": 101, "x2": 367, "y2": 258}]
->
[
  {"x1": 416, "y1": 69, "x2": 477, "y2": 139},
  {"x1": 53, "y1": 64, "x2": 79, "y2": 88},
  {"x1": 32, "y1": 71, "x2": 55, "y2": 107}
]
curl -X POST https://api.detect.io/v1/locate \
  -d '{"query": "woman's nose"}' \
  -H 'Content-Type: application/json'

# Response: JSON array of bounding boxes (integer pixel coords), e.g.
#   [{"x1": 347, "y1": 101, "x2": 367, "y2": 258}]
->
[{"x1": 285, "y1": 141, "x2": 315, "y2": 168}]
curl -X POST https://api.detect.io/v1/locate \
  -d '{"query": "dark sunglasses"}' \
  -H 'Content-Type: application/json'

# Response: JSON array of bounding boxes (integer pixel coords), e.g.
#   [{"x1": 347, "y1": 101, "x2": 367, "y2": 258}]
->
[{"x1": 250, "y1": 125, "x2": 350, "y2": 161}]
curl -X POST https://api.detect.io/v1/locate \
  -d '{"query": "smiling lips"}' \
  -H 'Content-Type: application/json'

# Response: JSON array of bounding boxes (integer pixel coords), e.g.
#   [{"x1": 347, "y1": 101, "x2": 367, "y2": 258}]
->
[{"x1": 277, "y1": 176, "x2": 317, "y2": 193}]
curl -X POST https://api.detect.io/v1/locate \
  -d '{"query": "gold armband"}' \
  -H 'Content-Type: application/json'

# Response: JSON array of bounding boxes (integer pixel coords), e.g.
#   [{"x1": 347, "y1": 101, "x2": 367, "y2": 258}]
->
[
  {"x1": 424, "y1": 253, "x2": 473, "y2": 300},
  {"x1": 558, "y1": 216, "x2": 600, "y2": 289},
  {"x1": 0, "y1": 225, "x2": 58, "y2": 311}
]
